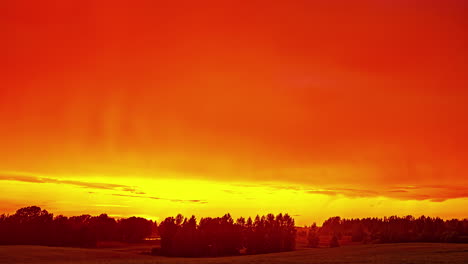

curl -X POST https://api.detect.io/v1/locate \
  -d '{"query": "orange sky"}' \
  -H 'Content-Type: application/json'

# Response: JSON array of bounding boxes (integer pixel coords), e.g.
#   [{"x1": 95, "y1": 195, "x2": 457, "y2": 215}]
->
[{"x1": 1, "y1": 0, "x2": 468, "y2": 225}]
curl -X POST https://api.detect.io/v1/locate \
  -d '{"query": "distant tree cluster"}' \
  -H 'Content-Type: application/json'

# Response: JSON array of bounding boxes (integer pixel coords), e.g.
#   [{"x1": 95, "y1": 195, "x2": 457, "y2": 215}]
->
[
  {"x1": 314, "y1": 215, "x2": 468, "y2": 244},
  {"x1": 157, "y1": 213, "x2": 296, "y2": 257},
  {"x1": 0, "y1": 206, "x2": 153, "y2": 247}
]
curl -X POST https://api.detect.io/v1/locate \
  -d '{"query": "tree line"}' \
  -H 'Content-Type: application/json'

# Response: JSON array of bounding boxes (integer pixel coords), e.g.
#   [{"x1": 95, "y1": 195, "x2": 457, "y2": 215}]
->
[
  {"x1": 2, "y1": 206, "x2": 468, "y2": 256},
  {"x1": 0, "y1": 206, "x2": 296, "y2": 256},
  {"x1": 157, "y1": 213, "x2": 296, "y2": 257},
  {"x1": 306, "y1": 215, "x2": 468, "y2": 247},
  {"x1": 0, "y1": 206, "x2": 154, "y2": 247}
]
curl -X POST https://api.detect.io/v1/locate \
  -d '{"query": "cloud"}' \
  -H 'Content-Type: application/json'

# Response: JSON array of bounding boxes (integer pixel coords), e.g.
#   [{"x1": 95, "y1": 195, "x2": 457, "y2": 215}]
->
[
  {"x1": 223, "y1": 189, "x2": 244, "y2": 195},
  {"x1": 111, "y1": 193, "x2": 159, "y2": 199},
  {"x1": 388, "y1": 190, "x2": 408, "y2": 193},
  {"x1": 0, "y1": 173, "x2": 207, "y2": 204},
  {"x1": 111, "y1": 193, "x2": 207, "y2": 204},
  {"x1": 231, "y1": 181, "x2": 468, "y2": 202},
  {"x1": 0, "y1": 173, "x2": 139, "y2": 193},
  {"x1": 94, "y1": 204, "x2": 130, "y2": 208},
  {"x1": 430, "y1": 198, "x2": 447, "y2": 203},
  {"x1": 306, "y1": 190, "x2": 339, "y2": 196}
]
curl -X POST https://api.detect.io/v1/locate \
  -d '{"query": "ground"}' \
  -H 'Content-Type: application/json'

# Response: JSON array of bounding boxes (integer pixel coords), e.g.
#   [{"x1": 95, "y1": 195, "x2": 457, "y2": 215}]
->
[{"x1": 1, "y1": 243, "x2": 467, "y2": 264}]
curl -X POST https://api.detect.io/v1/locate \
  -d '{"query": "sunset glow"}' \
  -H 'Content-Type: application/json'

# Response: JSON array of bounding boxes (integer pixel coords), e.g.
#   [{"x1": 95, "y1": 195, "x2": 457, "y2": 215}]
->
[{"x1": 2, "y1": 0, "x2": 467, "y2": 225}]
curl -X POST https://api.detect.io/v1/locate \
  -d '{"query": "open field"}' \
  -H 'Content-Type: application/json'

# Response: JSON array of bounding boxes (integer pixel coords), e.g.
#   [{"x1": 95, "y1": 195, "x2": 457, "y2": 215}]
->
[{"x1": 1, "y1": 243, "x2": 467, "y2": 264}]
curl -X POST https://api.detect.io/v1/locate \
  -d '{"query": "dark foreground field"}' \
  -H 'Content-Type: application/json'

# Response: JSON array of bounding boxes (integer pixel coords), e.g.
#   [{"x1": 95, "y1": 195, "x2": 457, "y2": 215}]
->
[{"x1": 1, "y1": 243, "x2": 467, "y2": 264}]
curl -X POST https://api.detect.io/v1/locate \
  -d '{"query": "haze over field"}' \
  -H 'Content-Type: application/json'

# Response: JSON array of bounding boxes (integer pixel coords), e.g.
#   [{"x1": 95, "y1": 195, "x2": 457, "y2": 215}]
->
[{"x1": 2, "y1": 0, "x2": 468, "y2": 225}]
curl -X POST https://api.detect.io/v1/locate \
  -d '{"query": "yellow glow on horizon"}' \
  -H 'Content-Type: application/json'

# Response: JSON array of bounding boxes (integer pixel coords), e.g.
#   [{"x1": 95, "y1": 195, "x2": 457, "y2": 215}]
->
[{"x1": 1, "y1": 172, "x2": 466, "y2": 226}]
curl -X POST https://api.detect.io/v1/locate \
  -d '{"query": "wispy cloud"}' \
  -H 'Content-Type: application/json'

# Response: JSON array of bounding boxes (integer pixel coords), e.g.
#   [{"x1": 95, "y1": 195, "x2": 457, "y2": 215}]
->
[
  {"x1": 229, "y1": 181, "x2": 468, "y2": 202},
  {"x1": 110, "y1": 193, "x2": 207, "y2": 204},
  {"x1": 0, "y1": 173, "x2": 207, "y2": 204},
  {"x1": 0, "y1": 173, "x2": 138, "y2": 192},
  {"x1": 94, "y1": 204, "x2": 130, "y2": 208}
]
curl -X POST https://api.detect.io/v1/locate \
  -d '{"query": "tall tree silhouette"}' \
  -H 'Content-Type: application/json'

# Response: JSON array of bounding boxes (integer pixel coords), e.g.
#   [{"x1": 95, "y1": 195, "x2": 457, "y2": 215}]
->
[{"x1": 307, "y1": 223, "x2": 320, "y2": 248}]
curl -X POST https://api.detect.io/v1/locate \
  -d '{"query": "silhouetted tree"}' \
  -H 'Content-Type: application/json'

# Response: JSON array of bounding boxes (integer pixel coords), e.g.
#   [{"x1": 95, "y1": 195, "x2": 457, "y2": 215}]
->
[
  {"x1": 90, "y1": 214, "x2": 117, "y2": 242},
  {"x1": 172, "y1": 215, "x2": 199, "y2": 257},
  {"x1": 158, "y1": 216, "x2": 178, "y2": 256},
  {"x1": 307, "y1": 223, "x2": 320, "y2": 247},
  {"x1": 9, "y1": 206, "x2": 54, "y2": 245},
  {"x1": 329, "y1": 234, "x2": 340, "y2": 247},
  {"x1": 351, "y1": 223, "x2": 365, "y2": 242},
  {"x1": 118, "y1": 216, "x2": 152, "y2": 243}
]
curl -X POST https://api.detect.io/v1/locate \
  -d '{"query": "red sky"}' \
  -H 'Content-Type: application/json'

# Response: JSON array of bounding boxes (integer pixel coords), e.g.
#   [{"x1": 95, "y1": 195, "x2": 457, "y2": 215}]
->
[{"x1": 1, "y1": 0, "x2": 467, "y2": 224}]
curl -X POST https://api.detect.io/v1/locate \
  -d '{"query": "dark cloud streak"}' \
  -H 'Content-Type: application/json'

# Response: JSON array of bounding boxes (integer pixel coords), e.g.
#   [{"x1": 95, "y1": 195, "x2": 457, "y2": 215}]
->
[{"x1": 111, "y1": 193, "x2": 207, "y2": 204}]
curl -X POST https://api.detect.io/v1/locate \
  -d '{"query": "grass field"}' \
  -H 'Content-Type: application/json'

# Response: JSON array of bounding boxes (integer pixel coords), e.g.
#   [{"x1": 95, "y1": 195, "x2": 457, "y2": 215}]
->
[{"x1": 1, "y1": 243, "x2": 467, "y2": 264}]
